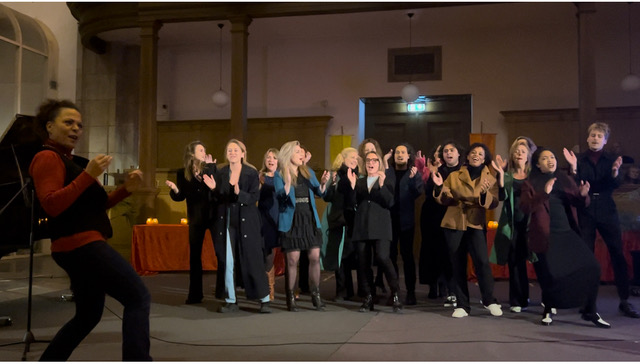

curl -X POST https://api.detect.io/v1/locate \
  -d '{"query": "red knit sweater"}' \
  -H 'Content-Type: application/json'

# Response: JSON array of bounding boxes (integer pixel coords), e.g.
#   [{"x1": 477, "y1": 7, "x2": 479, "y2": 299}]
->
[{"x1": 29, "y1": 140, "x2": 131, "y2": 252}]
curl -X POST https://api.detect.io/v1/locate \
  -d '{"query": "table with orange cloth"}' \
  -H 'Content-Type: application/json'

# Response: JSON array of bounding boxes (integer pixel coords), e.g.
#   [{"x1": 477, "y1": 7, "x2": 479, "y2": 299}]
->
[
  {"x1": 478, "y1": 228, "x2": 640, "y2": 283},
  {"x1": 131, "y1": 224, "x2": 285, "y2": 276}
]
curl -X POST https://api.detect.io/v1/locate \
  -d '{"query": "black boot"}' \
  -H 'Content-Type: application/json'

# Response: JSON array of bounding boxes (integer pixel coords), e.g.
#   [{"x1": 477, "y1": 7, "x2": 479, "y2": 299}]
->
[
  {"x1": 259, "y1": 301, "x2": 272, "y2": 314},
  {"x1": 359, "y1": 294, "x2": 374, "y2": 312},
  {"x1": 286, "y1": 290, "x2": 298, "y2": 312},
  {"x1": 392, "y1": 292, "x2": 403, "y2": 313},
  {"x1": 311, "y1": 286, "x2": 326, "y2": 311}
]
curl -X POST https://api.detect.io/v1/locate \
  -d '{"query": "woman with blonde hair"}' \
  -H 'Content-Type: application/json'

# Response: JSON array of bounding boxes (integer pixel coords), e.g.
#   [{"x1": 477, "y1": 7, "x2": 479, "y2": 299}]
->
[
  {"x1": 203, "y1": 139, "x2": 271, "y2": 313},
  {"x1": 166, "y1": 140, "x2": 217, "y2": 304},
  {"x1": 492, "y1": 137, "x2": 535, "y2": 313},
  {"x1": 275, "y1": 140, "x2": 330, "y2": 311},
  {"x1": 322, "y1": 147, "x2": 360, "y2": 301}
]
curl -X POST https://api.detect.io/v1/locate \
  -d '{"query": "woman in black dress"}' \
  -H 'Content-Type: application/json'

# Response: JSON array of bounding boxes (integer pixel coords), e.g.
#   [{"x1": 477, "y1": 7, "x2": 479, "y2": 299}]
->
[
  {"x1": 274, "y1": 140, "x2": 330, "y2": 311},
  {"x1": 165, "y1": 141, "x2": 217, "y2": 304},
  {"x1": 259, "y1": 148, "x2": 280, "y2": 300},
  {"x1": 520, "y1": 147, "x2": 610, "y2": 328}
]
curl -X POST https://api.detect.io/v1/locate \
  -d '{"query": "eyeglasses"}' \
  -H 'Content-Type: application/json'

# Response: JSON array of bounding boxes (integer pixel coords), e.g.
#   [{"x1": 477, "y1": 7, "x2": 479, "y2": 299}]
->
[{"x1": 365, "y1": 158, "x2": 380, "y2": 163}]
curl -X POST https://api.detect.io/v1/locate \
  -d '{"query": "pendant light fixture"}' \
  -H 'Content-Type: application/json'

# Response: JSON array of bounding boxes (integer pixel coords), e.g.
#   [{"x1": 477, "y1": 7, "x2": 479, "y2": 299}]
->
[
  {"x1": 621, "y1": 3, "x2": 640, "y2": 91},
  {"x1": 212, "y1": 23, "x2": 230, "y2": 107},
  {"x1": 401, "y1": 12, "x2": 420, "y2": 103}
]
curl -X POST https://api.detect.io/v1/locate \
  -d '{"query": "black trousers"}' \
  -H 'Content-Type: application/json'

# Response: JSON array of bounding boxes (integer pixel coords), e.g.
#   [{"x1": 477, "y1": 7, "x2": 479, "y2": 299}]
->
[
  {"x1": 356, "y1": 239, "x2": 399, "y2": 296},
  {"x1": 188, "y1": 222, "x2": 216, "y2": 301},
  {"x1": 443, "y1": 228, "x2": 496, "y2": 313},
  {"x1": 579, "y1": 203, "x2": 630, "y2": 301},
  {"x1": 507, "y1": 220, "x2": 530, "y2": 307},
  {"x1": 390, "y1": 225, "x2": 417, "y2": 292}
]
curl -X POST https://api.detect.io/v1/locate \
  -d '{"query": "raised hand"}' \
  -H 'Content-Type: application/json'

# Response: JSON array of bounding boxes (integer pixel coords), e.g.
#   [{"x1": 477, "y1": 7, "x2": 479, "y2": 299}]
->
[
  {"x1": 304, "y1": 151, "x2": 312, "y2": 164},
  {"x1": 579, "y1": 180, "x2": 590, "y2": 197},
  {"x1": 165, "y1": 180, "x2": 178, "y2": 193},
  {"x1": 383, "y1": 149, "x2": 393, "y2": 165},
  {"x1": 377, "y1": 170, "x2": 386, "y2": 186},
  {"x1": 85, "y1": 154, "x2": 112, "y2": 178},
  {"x1": 491, "y1": 155, "x2": 505, "y2": 188},
  {"x1": 409, "y1": 166, "x2": 418, "y2": 178},
  {"x1": 563, "y1": 148, "x2": 577, "y2": 173},
  {"x1": 320, "y1": 170, "x2": 330, "y2": 185},
  {"x1": 545, "y1": 177, "x2": 556, "y2": 194},
  {"x1": 432, "y1": 171, "x2": 443, "y2": 186},
  {"x1": 612, "y1": 156, "x2": 623, "y2": 177},
  {"x1": 124, "y1": 170, "x2": 143, "y2": 192},
  {"x1": 492, "y1": 155, "x2": 505, "y2": 175},
  {"x1": 203, "y1": 174, "x2": 216, "y2": 190},
  {"x1": 204, "y1": 154, "x2": 214, "y2": 164},
  {"x1": 427, "y1": 157, "x2": 439, "y2": 176},
  {"x1": 347, "y1": 167, "x2": 357, "y2": 189}
]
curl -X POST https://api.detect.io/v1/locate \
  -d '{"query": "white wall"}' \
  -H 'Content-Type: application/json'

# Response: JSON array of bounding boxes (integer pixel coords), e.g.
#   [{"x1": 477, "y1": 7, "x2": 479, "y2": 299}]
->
[
  {"x1": 3, "y1": 2, "x2": 78, "y2": 101},
  {"x1": 158, "y1": 3, "x2": 640, "y2": 166}
]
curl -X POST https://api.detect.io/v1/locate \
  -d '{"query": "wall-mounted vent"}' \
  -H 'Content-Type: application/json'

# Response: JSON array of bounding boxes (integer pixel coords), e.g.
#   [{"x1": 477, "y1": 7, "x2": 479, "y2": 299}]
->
[{"x1": 388, "y1": 46, "x2": 442, "y2": 82}]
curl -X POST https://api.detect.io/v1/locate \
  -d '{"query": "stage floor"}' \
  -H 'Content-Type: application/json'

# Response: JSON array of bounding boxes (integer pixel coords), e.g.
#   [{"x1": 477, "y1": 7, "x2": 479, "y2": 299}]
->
[{"x1": 2, "y1": 253, "x2": 640, "y2": 361}]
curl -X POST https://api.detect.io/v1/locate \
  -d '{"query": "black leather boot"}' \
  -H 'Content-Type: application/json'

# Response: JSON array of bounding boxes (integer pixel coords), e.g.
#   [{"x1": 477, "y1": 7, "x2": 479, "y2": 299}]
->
[
  {"x1": 359, "y1": 294, "x2": 374, "y2": 312},
  {"x1": 392, "y1": 292, "x2": 403, "y2": 313},
  {"x1": 311, "y1": 286, "x2": 326, "y2": 311},
  {"x1": 286, "y1": 290, "x2": 298, "y2": 312}
]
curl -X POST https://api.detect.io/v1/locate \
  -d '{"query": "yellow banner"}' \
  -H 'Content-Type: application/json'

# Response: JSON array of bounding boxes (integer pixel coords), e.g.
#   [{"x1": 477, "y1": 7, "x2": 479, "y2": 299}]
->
[{"x1": 329, "y1": 135, "x2": 352, "y2": 163}]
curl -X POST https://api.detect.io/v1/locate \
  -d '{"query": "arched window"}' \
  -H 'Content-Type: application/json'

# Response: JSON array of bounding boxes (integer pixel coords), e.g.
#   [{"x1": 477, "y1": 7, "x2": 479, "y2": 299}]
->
[{"x1": 0, "y1": 4, "x2": 55, "y2": 134}]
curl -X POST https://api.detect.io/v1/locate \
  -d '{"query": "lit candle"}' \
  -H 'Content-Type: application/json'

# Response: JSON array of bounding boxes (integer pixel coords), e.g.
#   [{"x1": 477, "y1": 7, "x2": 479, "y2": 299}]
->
[
  {"x1": 146, "y1": 218, "x2": 153, "y2": 225},
  {"x1": 152, "y1": 218, "x2": 159, "y2": 225},
  {"x1": 180, "y1": 218, "x2": 188, "y2": 225}
]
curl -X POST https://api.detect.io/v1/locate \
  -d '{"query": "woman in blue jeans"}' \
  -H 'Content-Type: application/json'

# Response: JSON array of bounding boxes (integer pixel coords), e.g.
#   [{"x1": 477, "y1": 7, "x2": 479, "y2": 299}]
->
[{"x1": 29, "y1": 99, "x2": 151, "y2": 361}]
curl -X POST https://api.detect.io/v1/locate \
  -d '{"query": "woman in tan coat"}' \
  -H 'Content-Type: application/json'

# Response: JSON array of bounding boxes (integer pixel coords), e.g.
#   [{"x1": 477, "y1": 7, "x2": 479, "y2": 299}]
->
[{"x1": 432, "y1": 142, "x2": 502, "y2": 318}]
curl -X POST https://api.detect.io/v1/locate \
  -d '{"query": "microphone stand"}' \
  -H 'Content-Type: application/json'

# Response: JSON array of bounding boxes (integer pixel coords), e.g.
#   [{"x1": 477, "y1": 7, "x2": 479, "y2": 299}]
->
[{"x1": 0, "y1": 181, "x2": 50, "y2": 360}]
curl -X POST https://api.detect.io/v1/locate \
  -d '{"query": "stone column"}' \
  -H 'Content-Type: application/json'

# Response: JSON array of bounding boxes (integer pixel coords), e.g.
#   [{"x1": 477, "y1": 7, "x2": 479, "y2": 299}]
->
[
  {"x1": 136, "y1": 20, "x2": 162, "y2": 223},
  {"x1": 577, "y1": 3, "x2": 597, "y2": 151},
  {"x1": 229, "y1": 15, "x2": 252, "y2": 141}
]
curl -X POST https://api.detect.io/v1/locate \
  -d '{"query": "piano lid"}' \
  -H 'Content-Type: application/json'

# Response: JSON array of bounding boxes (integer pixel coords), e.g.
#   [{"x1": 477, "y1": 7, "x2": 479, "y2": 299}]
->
[{"x1": 0, "y1": 114, "x2": 47, "y2": 257}]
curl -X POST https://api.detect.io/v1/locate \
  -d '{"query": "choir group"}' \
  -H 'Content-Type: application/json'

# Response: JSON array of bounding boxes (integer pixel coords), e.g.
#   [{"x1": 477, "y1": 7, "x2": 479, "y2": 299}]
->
[{"x1": 168, "y1": 122, "x2": 640, "y2": 329}]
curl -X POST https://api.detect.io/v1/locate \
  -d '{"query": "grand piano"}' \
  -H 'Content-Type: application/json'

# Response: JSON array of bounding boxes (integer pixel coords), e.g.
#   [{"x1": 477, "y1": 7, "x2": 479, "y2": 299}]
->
[{"x1": 0, "y1": 114, "x2": 47, "y2": 258}]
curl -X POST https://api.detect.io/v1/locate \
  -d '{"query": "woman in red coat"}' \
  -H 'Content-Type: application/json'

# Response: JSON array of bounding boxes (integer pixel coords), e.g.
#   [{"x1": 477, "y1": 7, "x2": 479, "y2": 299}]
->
[{"x1": 520, "y1": 147, "x2": 610, "y2": 328}]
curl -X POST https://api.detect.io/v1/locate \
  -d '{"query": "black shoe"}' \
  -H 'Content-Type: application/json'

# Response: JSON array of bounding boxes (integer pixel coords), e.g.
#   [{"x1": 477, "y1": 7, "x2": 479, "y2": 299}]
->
[
  {"x1": 619, "y1": 301, "x2": 640, "y2": 318},
  {"x1": 581, "y1": 312, "x2": 611, "y2": 329},
  {"x1": 311, "y1": 287, "x2": 326, "y2": 311},
  {"x1": 359, "y1": 294, "x2": 374, "y2": 312},
  {"x1": 185, "y1": 296, "x2": 203, "y2": 304},
  {"x1": 392, "y1": 292, "x2": 403, "y2": 313},
  {"x1": 259, "y1": 302, "x2": 271, "y2": 314},
  {"x1": 286, "y1": 290, "x2": 298, "y2": 312},
  {"x1": 218, "y1": 302, "x2": 239, "y2": 313},
  {"x1": 405, "y1": 290, "x2": 417, "y2": 306}
]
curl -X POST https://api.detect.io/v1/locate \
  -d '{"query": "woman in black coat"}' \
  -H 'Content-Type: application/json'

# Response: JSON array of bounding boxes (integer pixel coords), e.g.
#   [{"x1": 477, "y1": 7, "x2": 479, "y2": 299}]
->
[
  {"x1": 166, "y1": 140, "x2": 217, "y2": 304},
  {"x1": 204, "y1": 139, "x2": 271, "y2": 313},
  {"x1": 347, "y1": 150, "x2": 402, "y2": 313}
]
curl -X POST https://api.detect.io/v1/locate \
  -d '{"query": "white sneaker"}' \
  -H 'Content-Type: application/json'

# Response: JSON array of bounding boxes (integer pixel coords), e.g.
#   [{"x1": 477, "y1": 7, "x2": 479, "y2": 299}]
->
[
  {"x1": 485, "y1": 303, "x2": 503, "y2": 316},
  {"x1": 452, "y1": 308, "x2": 468, "y2": 318},
  {"x1": 510, "y1": 306, "x2": 522, "y2": 313},
  {"x1": 444, "y1": 296, "x2": 457, "y2": 307}
]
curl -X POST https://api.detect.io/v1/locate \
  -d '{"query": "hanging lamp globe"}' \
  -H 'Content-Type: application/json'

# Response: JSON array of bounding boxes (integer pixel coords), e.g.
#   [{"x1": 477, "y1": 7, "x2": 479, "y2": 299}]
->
[
  {"x1": 401, "y1": 83, "x2": 420, "y2": 103},
  {"x1": 212, "y1": 89, "x2": 230, "y2": 107},
  {"x1": 621, "y1": 74, "x2": 640, "y2": 91}
]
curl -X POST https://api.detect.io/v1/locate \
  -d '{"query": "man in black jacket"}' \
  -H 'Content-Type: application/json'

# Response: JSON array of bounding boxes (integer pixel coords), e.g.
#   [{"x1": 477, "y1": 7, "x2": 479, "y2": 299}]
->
[{"x1": 564, "y1": 122, "x2": 640, "y2": 318}]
